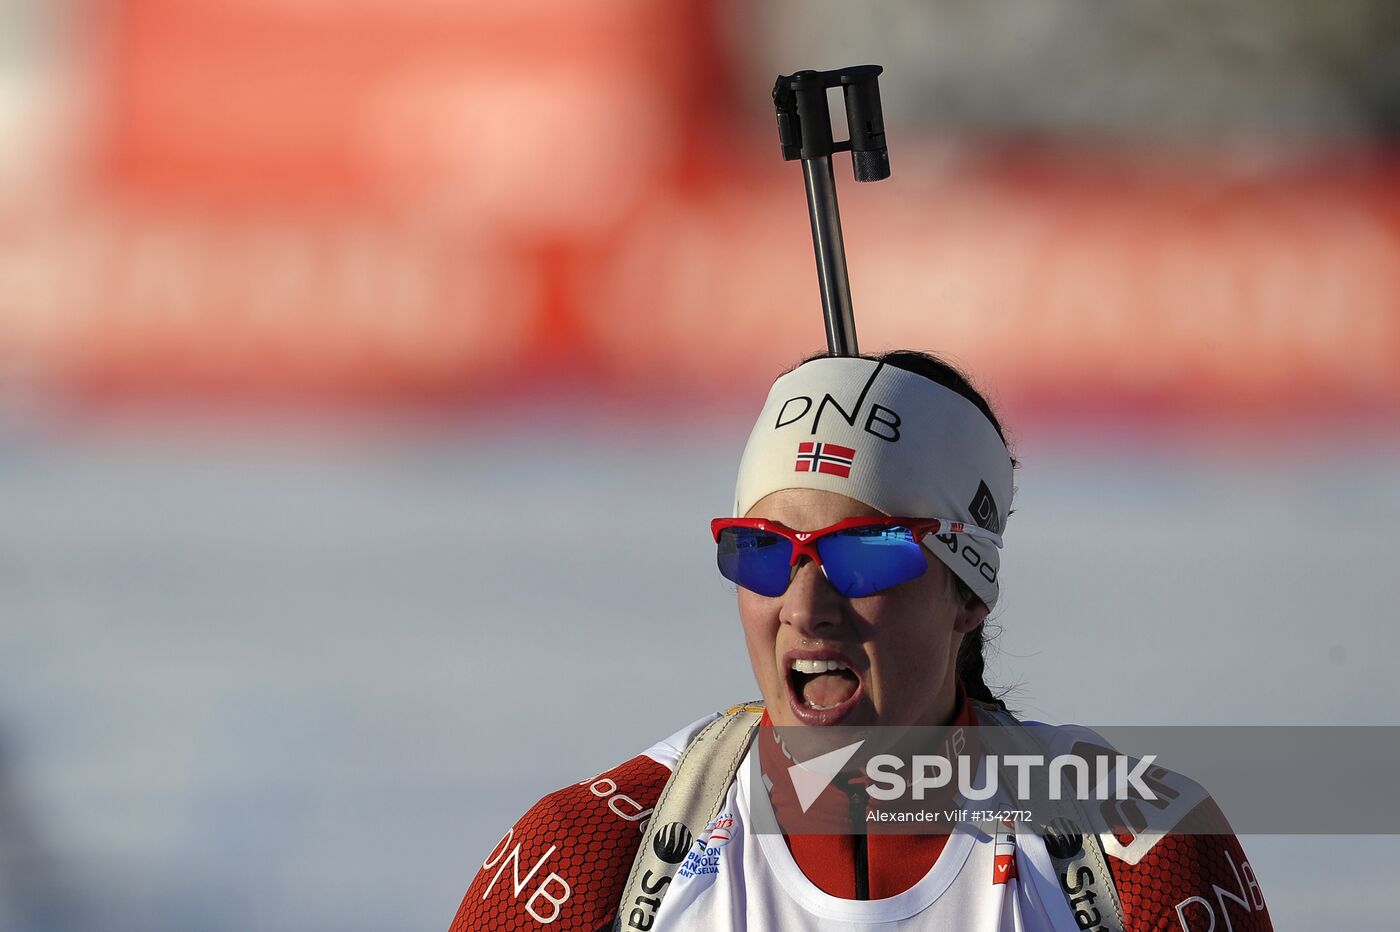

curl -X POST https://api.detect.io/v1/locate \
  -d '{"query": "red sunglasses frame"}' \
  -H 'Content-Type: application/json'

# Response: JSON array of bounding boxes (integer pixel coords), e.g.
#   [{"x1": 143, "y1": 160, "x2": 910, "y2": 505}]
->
[{"x1": 710, "y1": 515, "x2": 1001, "y2": 568}]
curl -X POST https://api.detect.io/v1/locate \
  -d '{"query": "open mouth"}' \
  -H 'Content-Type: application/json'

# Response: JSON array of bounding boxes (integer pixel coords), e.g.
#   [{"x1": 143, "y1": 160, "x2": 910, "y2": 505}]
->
[
  {"x1": 790, "y1": 658, "x2": 859, "y2": 709},
  {"x1": 783, "y1": 653, "x2": 864, "y2": 724}
]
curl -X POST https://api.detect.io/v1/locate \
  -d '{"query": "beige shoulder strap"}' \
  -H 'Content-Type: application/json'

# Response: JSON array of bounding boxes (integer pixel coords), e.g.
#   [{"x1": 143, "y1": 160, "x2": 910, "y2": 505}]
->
[
  {"x1": 974, "y1": 705, "x2": 1126, "y2": 932},
  {"x1": 611, "y1": 703, "x2": 762, "y2": 932}
]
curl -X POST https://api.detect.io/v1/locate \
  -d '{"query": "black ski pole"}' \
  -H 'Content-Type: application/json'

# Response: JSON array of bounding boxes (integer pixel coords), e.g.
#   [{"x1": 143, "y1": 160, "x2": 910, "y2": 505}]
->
[{"x1": 772, "y1": 65, "x2": 891, "y2": 357}]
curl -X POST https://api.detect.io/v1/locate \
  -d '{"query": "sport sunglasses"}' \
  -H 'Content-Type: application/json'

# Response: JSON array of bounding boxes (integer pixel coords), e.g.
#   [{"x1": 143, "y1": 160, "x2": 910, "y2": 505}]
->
[{"x1": 711, "y1": 516, "x2": 1004, "y2": 598}]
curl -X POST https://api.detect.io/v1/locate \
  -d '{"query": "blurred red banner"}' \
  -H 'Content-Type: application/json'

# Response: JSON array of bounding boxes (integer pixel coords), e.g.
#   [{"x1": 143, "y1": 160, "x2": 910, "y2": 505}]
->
[{"x1": 1, "y1": 0, "x2": 1397, "y2": 422}]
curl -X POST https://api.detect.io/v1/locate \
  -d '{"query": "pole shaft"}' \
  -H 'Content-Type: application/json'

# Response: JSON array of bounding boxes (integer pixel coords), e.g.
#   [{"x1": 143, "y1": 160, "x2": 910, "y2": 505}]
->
[{"x1": 802, "y1": 156, "x2": 859, "y2": 356}]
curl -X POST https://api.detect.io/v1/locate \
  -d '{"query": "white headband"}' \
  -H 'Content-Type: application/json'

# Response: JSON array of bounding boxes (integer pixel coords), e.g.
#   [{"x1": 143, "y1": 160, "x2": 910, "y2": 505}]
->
[{"x1": 733, "y1": 357, "x2": 1013, "y2": 609}]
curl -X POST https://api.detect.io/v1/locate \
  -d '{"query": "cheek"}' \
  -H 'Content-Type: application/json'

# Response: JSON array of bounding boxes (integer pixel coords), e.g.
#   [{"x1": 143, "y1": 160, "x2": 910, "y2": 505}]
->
[
  {"x1": 736, "y1": 591, "x2": 781, "y2": 680},
  {"x1": 864, "y1": 576, "x2": 960, "y2": 694},
  {"x1": 736, "y1": 588, "x2": 776, "y2": 633}
]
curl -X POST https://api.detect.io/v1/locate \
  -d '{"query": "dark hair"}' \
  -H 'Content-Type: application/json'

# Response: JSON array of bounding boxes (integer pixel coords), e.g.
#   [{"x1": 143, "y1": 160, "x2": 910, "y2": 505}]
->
[{"x1": 798, "y1": 349, "x2": 1018, "y2": 711}]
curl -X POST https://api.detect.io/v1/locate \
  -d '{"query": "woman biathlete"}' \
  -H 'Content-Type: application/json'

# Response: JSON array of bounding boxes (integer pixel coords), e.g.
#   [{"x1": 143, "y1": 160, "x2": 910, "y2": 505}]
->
[{"x1": 449, "y1": 350, "x2": 1273, "y2": 931}]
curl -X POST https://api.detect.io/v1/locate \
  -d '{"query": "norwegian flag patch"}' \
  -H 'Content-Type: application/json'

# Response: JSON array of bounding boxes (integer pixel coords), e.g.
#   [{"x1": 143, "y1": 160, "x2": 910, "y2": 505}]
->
[{"x1": 795, "y1": 441, "x2": 856, "y2": 478}]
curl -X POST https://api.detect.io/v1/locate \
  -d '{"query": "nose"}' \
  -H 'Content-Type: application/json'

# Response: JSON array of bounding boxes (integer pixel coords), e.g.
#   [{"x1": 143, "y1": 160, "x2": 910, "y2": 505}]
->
[{"x1": 778, "y1": 557, "x2": 844, "y2": 638}]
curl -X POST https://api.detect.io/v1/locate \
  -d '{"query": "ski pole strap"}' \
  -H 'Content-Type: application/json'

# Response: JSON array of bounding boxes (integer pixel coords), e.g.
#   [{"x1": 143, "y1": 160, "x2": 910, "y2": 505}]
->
[
  {"x1": 974, "y1": 704, "x2": 1127, "y2": 932},
  {"x1": 612, "y1": 702, "x2": 764, "y2": 932}
]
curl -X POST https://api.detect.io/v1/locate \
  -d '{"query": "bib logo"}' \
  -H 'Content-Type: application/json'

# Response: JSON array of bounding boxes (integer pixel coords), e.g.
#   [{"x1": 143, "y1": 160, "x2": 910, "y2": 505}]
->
[
  {"x1": 774, "y1": 364, "x2": 901, "y2": 443},
  {"x1": 677, "y1": 813, "x2": 734, "y2": 881},
  {"x1": 703, "y1": 813, "x2": 735, "y2": 848}
]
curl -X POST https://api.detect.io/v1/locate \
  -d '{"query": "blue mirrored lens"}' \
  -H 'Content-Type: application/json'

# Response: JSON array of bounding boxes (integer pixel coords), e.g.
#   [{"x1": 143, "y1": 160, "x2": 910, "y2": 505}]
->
[
  {"x1": 817, "y1": 526, "x2": 927, "y2": 597},
  {"x1": 717, "y1": 528, "x2": 793, "y2": 597}
]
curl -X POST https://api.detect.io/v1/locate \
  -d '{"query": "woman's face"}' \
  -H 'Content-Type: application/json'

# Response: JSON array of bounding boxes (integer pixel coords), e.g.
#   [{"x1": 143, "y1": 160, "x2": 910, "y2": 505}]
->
[{"x1": 737, "y1": 488, "x2": 988, "y2": 728}]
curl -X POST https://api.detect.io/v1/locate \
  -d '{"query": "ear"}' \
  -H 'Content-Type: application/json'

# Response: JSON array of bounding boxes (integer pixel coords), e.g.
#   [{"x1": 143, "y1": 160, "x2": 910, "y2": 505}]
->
[{"x1": 951, "y1": 587, "x2": 989, "y2": 635}]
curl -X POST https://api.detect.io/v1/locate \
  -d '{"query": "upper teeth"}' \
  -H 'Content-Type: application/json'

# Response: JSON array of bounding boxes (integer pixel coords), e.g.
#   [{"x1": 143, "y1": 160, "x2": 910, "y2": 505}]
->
[{"x1": 791, "y1": 658, "x2": 849, "y2": 674}]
